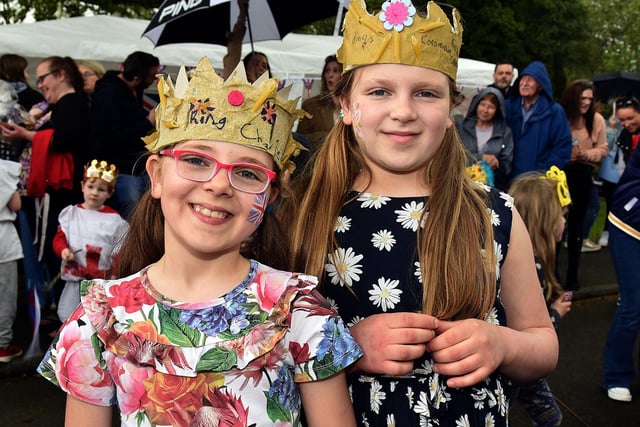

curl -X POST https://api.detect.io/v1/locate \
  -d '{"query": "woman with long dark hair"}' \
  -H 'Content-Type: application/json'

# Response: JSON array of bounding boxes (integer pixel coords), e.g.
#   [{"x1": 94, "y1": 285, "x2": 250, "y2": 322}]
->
[{"x1": 559, "y1": 79, "x2": 608, "y2": 290}]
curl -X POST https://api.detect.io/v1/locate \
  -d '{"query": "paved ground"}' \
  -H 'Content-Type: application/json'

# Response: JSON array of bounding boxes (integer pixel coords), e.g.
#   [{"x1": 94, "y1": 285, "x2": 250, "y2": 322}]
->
[{"x1": 1, "y1": 245, "x2": 638, "y2": 426}]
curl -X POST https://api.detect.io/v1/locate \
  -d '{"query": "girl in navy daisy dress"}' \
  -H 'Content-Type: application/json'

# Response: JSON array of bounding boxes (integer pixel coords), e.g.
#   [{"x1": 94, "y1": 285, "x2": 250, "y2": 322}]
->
[
  {"x1": 324, "y1": 189, "x2": 514, "y2": 426},
  {"x1": 282, "y1": 1, "x2": 559, "y2": 426}
]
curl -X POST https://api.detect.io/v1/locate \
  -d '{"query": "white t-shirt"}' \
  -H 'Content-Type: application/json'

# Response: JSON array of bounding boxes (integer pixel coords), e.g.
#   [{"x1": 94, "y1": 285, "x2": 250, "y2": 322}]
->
[{"x1": 475, "y1": 125, "x2": 493, "y2": 154}]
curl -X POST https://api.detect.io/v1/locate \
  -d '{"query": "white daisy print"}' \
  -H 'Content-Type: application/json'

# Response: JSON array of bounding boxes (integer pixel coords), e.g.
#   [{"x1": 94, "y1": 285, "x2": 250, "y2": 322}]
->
[
  {"x1": 325, "y1": 296, "x2": 338, "y2": 312},
  {"x1": 386, "y1": 414, "x2": 396, "y2": 427},
  {"x1": 326, "y1": 247, "x2": 363, "y2": 287},
  {"x1": 414, "y1": 359, "x2": 433, "y2": 375},
  {"x1": 347, "y1": 315, "x2": 365, "y2": 328},
  {"x1": 484, "y1": 307, "x2": 499, "y2": 325},
  {"x1": 414, "y1": 261, "x2": 423, "y2": 283},
  {"x1": 413, "y1": 391, "x2": 430, "y2": 417},
  {"x1": 335, "y1": 215, "x2": 352, "y2": 233},
  {"x1": 369, "y1": 277, "x2": 402, "y2": 311},
  {"x1": 472, "y1": 387, "x2": 488, "y2": 410},
  {"x1": 494, "y1": 381, "x2": 507, "y2": 416},
  {"x1": 484, "y1": 413, "x2": 495, "y2": 427},
  {"x1": 500, "y1": 191, "x2": 514, "y2": 209},
  {"x1": 395, "y1": 200, "x2": 425, "y2": 231},
  {"x1": 455, "y1": 414, "x2": 471, "y2": 427},
  {"x1": 489, "y1": 208, "x2": 500, "y2": 226},
  {"x1": 370, "y1": 380, "x2": 386, "y2": 414},
  {"x1": 493, "y1": 241, "x2": 503, "y2": 280},
  {"x1": 358, "y1": 193, "x2": 391, "y2": 209},
  {"x1": 372, "y1": 229, "x2": 396, "y2": 251},
  {"x1": 406, "y1": 386, "x2": 414, "y2": 407}
]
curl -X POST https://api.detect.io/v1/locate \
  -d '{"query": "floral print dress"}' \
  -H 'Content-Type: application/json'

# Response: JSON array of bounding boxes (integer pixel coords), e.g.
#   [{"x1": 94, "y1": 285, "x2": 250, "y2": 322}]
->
[
  {"x1": 38, "y1": 260, "x2": 362, "y2": 427},
  {"x1": 324, "y1": 186, "x2": 516, "y2": 427}
]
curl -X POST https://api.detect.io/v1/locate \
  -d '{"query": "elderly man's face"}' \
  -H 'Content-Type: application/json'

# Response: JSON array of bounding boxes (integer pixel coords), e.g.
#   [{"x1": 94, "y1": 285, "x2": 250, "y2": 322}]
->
[{"x1": 519, "y1": 75, "x2": 540, "y2": 98}]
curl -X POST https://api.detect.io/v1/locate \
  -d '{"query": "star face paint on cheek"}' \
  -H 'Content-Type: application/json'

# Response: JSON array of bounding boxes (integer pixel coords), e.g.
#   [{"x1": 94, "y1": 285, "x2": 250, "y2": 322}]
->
[
  {"x1": 247, "y1": 192, "x2": 270, "y2": 225},
  {"x1": 352, "y1": 102, "x2": 363, "y2": 137}
]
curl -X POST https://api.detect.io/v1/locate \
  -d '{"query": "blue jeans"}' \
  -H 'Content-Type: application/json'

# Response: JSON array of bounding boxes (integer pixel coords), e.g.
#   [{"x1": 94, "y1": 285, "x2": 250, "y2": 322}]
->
[
  {"x1": 110, "y1": 174, "x2": 148, "y2": 220},
  {"x1": 603, "y1": 225, "x2": 640, "y2": 388}
]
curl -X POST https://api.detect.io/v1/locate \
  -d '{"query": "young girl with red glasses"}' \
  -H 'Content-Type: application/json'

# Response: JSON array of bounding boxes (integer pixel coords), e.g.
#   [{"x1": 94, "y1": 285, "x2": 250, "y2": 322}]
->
[{"x1": 38, "y1": 58, "x2": 361, "y2": 427}]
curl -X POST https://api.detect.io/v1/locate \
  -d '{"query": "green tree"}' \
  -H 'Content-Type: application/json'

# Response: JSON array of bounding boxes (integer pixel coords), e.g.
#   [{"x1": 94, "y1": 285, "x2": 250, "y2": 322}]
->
[
  {"x1": 453, "y1": 0, "x2": 599, "y2": 96},
  {"x1": 3, "y1": 0, "x2": 635, "y2": 88},
  {"x1": 0, "y1": 0, "x2": 156, "y2": 24},
  {"x1": 587, "y1": 0, "x2": 640, "y2": 72}
]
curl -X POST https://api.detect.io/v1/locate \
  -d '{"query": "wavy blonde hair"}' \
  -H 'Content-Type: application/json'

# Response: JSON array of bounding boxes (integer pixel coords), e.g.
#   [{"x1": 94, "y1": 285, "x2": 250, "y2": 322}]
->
[
  {"x1": 509, "y1": 173, "x2": 564, "y2": 302},
  {"x1": 282, "y1": 69, "x2": 496, "y2": 320}
]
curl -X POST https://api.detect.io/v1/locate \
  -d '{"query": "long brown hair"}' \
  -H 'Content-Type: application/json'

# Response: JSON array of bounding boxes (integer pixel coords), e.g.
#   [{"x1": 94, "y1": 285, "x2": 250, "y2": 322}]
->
[
  {"x1": 560, "y1": 79, "x2": 596, "y2": 136},
  {"x1": 509, "y1": 173, "x2": 564, "y2": 302},
  {"x1": 282, "y1": 68, "x2": 497, "y2": 320},
  {"x1": 0, "y1": 54, "x2": 28, "y2": 83}
]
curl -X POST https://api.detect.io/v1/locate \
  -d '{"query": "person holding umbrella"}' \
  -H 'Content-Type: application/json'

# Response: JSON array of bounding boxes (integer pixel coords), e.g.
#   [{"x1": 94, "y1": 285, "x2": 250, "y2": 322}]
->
[{"x1": 223, "y1": 0, "x2": 271, "y2": 82}]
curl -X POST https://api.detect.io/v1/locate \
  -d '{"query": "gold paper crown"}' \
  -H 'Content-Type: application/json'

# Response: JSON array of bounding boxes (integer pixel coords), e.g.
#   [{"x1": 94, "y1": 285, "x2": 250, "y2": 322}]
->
[
  {"x1": 143, "y1": 57, "x2": 309, "y2": 172},
  {"x1": 84, "y1": 159, "x2": 118, "y2": 185},
  {"x1": 545, "y1": 166, "x2": 572, "y2": 207},
  {"x1": 337, "y1": 0, "x2": 463, "y2": 81}
]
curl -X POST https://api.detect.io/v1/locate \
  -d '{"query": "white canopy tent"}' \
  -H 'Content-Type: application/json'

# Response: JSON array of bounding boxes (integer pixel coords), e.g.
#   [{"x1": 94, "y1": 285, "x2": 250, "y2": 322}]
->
[{"x1": 0, "y1": 15, "x2": 496, "y2": 106}]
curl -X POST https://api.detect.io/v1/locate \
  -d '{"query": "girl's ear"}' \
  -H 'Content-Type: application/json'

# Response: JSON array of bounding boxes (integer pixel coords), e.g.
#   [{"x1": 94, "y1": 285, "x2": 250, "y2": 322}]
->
[
  {"x1": 447, "y1": 117, "x2": 455, "y2": 129},
  {"x1": 146, "y1": 154, "x2": 162, "y2": 199},
  {"x1": 340, "y1": 95, "x2": 352, "y2": 125},
  {"x1": 268, "y1": 185, "x2": 279, "y2": 206}
]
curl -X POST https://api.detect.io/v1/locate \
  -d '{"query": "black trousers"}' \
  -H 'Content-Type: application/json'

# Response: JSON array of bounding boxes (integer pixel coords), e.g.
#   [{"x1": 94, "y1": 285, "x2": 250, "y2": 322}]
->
[{"x1": 564, "y1": 162, "x2": 595, "y2": 290}]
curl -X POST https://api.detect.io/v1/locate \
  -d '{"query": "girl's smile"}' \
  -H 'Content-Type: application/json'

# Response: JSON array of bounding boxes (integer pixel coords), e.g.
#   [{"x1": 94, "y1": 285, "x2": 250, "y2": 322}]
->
[
  {"x1": 341, "y1": 64, "x2": 453, "y2": 189},
  {"x1": 147, "y1": 140, "x2": 276, "y2": 258}
]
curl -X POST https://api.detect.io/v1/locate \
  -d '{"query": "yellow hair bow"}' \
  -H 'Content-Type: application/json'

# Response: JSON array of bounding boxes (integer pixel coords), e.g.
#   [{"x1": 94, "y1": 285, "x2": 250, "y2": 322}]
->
[{"x1": 545, "y1": 166, "x2": 572, "y2": 207}]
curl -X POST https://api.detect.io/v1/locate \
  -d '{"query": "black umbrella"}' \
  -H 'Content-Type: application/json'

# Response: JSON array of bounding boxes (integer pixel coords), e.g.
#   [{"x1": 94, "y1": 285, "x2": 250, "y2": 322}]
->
[
  {"x1": 592, "y1": 71, "x2": 640, "y2": 102},
  {"x1": 143, "y1": 0, "x2": 343, "y2": 47}
]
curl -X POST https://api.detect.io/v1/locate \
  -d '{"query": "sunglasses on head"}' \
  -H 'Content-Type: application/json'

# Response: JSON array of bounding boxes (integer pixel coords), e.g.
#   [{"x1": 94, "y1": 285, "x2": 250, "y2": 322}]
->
[{"x1": 615, "y1": 97, "x2": 640, "y2": 109}]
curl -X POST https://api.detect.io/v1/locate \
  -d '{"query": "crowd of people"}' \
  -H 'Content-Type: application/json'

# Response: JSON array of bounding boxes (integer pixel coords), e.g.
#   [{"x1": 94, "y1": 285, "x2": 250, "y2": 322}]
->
[{"x1": 0, "y1": 0, "x2": 639, "y2": 424}]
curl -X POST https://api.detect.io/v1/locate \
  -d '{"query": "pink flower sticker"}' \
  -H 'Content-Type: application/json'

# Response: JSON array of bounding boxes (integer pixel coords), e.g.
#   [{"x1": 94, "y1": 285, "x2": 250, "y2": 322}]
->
[
  {"x1": 380, "y1": 0, "x2": 416, "y2": 32},
  {"x1": 227, "y1": 90, "x2": 244, "y2": 106}
]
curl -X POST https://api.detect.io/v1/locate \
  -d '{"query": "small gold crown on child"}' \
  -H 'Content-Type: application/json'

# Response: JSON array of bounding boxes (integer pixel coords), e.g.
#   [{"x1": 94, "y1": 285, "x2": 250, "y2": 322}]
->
[
  {"x1": 143, "y1": 57, "x2": 309, "y2": 172},
  {"x1": 85, "y1": 159, "x2": 118, "y2": 184},
  {"x1": 337, "y1": 0, "x2": 463, "y2": 81}
]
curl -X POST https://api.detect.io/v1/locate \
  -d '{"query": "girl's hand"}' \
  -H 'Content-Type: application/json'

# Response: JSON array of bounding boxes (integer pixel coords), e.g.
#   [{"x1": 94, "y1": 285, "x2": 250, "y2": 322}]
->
[
  {"x1": 349, "y1": 312, "x2": 439, "y2": 376},
  {"x1": 61, "y1": 248, "x2": 74, "y2": 262},
  {"x1": 428, "y1": 319, "x2": 504, "y2": 388},
  {"x1": 550, "y1": 297, "x2": 572, "y2": 318}
]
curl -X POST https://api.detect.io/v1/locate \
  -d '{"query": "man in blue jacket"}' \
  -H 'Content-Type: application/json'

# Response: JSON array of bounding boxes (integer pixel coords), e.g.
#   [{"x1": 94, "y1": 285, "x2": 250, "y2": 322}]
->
[{"x1": 505, "y1": 61, "x2": 572, "y2": 183}]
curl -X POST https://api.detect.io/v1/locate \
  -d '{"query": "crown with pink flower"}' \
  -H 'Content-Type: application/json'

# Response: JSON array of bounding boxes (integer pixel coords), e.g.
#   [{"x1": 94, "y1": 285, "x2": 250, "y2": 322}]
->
[
  {"x1": 143, "y1": 57, "x2": 309, "y2": 172},
  {"x1": 337, "y1": 0, "x2": 463, "y2": 81}
]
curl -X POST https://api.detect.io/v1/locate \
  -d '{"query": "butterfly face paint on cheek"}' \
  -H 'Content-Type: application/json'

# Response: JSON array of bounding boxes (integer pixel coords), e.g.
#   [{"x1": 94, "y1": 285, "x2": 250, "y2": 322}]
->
[
  {"x1": 247, "y1": 192, "x2": 270, "y2": 226},
  {"x1": 351, "y1": 102, "x2": 363, "y2": 138}
]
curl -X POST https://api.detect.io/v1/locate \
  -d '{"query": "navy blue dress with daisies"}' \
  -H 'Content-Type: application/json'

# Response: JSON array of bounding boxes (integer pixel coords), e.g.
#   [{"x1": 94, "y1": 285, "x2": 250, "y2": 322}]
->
[{"x1": 323, "y1": 185, "x2": 515, "y2": 427}]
